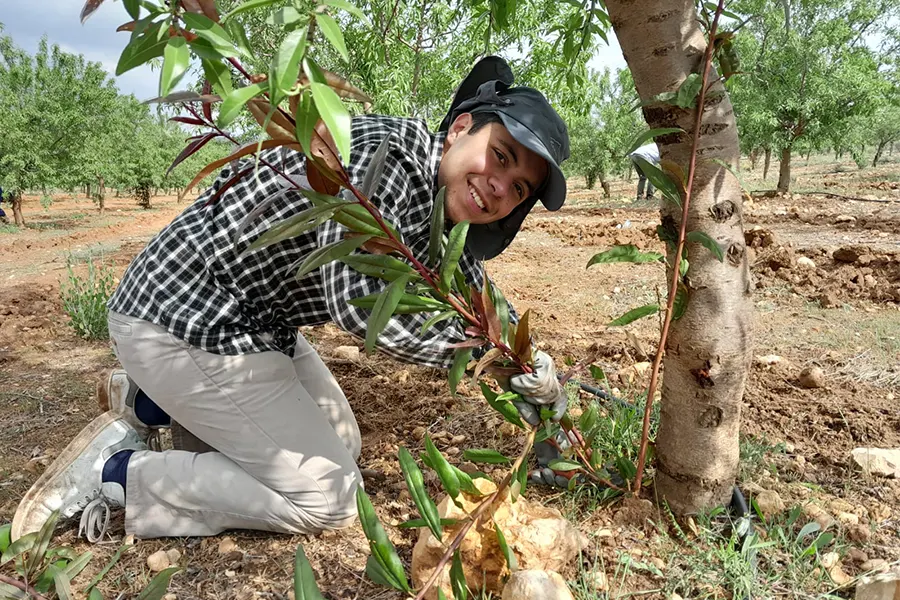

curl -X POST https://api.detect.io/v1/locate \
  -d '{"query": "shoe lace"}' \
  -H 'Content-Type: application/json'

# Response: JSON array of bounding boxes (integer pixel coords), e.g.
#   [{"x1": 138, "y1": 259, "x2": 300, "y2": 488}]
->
[{"x1": 78, "y1": 496, "x2": 111, "y2": 543}]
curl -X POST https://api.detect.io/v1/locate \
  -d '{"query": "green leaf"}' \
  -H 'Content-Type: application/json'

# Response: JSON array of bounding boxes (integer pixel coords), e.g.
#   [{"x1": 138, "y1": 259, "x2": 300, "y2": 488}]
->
[
  {"x1": 686, "y1": 231, "x2": 724, "y2": 262},
  {"x1": 547, "y1": 459, "x2": 583, "y2": 472},
  {"x1": 364, "y1": 273, "x2": 412, "y2": 354},
  {"x1": 295, "y1": 93, "x2": 320, "y2": 157},
  {"x1": 608, "y1": 304, "x2": 659, "y2": 327},
  {"x1": 247, "y1": 203, "x2": 351, "y2": 251},
  {"x1": 419, "y1": 310, "x2": 457, "y2": 336},
  {"x1": 398, "y1": 447, "x2": 442, "y2": 540},
  {"x1": 221, "y1": 0, "x2": 283, "y2": 20},
  {"x1": 625, "y1": 128, "x2": 684, "y2": 156},
  {"x1": 454, "y1": 466, "x2": 482, "y2": 496},
  {"x1": 438, "y1": 588, "x2": 449, "y2": 600},
  {"x1": 364, "y1": 554, "x2": 399, "y2": 588},
  {"x1": 160, "y1": 36, "x2": 189, "y2": 97},
  {"x1": 631, "y1": 157, "x2": 682, "y2": 205},
  {"x1": 26, "y1": 510, "x2": 59, "y2": 576},
  {"x1": 672, "y1": 284, "x2": 689, "y2": 320},
  {"x1": 349, "y1": 292, "x2": 449, "y2": 314},
  {"x1": 534, "y1": 421, "x2": 560, "y2": 443},
  {"x1": 428, "y1": 188, "x2": 446, "y2": 267},
  {"x1": 267, "y1": 6, "x2": 305, "y2": 25},
  {"x1": 449, "y1": 348, "x2": 472, "y2": 396},
  {"x1": 674, "y1": 73, "x2": 702, "y2": 109},
  {"x1": 88, "y1": 587, "x2": 104, "y2": 600},
  {"x1": 588, "y1": 365, "x2": 605, "y2": 382},
  {"x1": 310, "y1": 81, "x2": 351, "y2": 165},
  {"x1": 587, "y1": 244, "x2": 663, "y2": 267},
  {"x1": 491, "y1": 284, "x2": 510, "y2": 344},
  {"x1": 481, "y1": 384, "x2": 525, "y2": 428},
  {"x1": 182, "y1": 13, "x2": 237, "y2": 58},
  {"x1": 271, "y1": 28, "x2": 308, "y2": 102},
  {"x1": 356, "y1": 487, "x2": 411, "y2": 592},
  {"x1": 135, "y1": 567, "x2": 181, "y2": 600},
  {"x1": 323, "y1": 0, "x2": 368, "y2": 21},
  {"x1": 123, "y1": 0, "x2": 141, "y2": 20},
  {"x1": 293, "y1": 544, "x2": 326, "y2": 600},
  {"x1": 49, "y1": 564, "x2": 72, "y2": 600},
  {"x1": 116, "y1": 24, "x2": 168, "y2": 76},
  {"x1": 63, "y1": 551, "x2": 93, "y2": 579},
  {"x1": 341, "y1": 254, "x2": 415, "y2": 282},
  {"x1": 217, "y1": 82, "x2": 266, "y2": 128},
  {"x1": 424, "y1": 435, "x2": 461, "y2": 499},
  {"x1": 450, "y1": 550, "x2": 467, "y2": 600},
  {"x1": 291, "y1": 235, "x2": 374, "y2": 280},
  {"x1": 440, "y1": 221, "x2": 469, "y2": 292},
  {"x1": 361, "y1": 135, "x2": 392, "y2": 198},
  {"x1": 796, "y1": 522, "x2": 821, "y2": 542},
  {"x1": 398, "y1": 518, "x2": 460, "y2": 529},
  {"x1": 0, "y1": 524, "x2": 10, "y2": 553},
  {"x1": 615, "y1": 456, "x2": 638, "y2": 482},
  {"x1": 811, "y1": 532, "x2": 834, "y2": 552},
  {"x1": 201, "y1": 58, "x2": 233, "y2": 96},
  {"x1": 578, "y1": 402, "x2": 599, "y2": 432},
  {"x1": 224, "y1": 18, "x2": 253, "y2": 58},
  {"x1": 315, "y1": 14, "x2": 349, "y2": 62},
  {"x1": 495, "y1": 526, "x2": 517, "y2": 572},
  {"x1": 462, "y1": 449, "x2": 510, "y2": 464}
]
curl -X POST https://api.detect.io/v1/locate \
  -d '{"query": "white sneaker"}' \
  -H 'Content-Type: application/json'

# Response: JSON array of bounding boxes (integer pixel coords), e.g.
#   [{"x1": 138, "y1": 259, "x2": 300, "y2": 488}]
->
[
  {"x1": 11, "y1": 413, "x2": 146, "y2": 543},
  {"x1": 96, "y1": 369, "x2": 163, "y2": 443}
]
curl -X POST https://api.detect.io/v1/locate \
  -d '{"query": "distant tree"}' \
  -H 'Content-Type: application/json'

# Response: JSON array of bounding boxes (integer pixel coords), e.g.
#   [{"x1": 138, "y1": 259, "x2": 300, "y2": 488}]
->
[{"x1": 869, "y1": 105, "x2": 900, "y2": 167}]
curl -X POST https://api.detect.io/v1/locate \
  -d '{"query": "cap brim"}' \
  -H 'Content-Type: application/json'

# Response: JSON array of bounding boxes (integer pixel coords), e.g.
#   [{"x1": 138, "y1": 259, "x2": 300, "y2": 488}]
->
[{"x1": 494, "y1": 112, "x2": 567, "y2": 211}]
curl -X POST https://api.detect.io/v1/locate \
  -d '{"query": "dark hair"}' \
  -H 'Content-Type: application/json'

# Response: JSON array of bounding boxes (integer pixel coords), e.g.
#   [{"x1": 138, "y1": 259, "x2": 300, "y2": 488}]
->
[{"x1": 468, "y1": 111, "x2": 503, "y2": 135}]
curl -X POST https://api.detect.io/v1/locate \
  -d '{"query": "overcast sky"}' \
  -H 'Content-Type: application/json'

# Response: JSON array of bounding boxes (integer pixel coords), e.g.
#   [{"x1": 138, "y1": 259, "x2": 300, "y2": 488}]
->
[{"x1": 0, "y1": 1, "x2": 627, "y2": 102}]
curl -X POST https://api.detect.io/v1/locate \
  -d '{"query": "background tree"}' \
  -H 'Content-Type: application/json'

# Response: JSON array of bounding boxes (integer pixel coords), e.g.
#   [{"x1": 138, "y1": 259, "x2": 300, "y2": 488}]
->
[{"x1": 729, "y1": 0, "x2": 897, "y2": 191}]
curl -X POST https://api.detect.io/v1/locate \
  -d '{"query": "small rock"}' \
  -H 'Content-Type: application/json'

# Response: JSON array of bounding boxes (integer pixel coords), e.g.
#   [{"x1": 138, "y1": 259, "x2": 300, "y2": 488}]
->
[
  {"x1": 650, "y1": 557, "x2": 666, "y2": 571},
  {"x1": 458, "y1": 462, "x2": 478, "y2": 474},
  {"x1": 166, "y1": 549, "x2": 182, "y2": 564},
  {"x1": 863, "y1": 274, "x2": 878, "y2": 288},
  {"x1": 828, "y1": 562, "x2": 852, "y2": 586},
  {"x1": 147, "y1": 550, "x2": 170, "y2": 572},
  {"x1": 499, "y1": 422, "x2": 518, "y2": 437},
  {"x1": 332, "y1": 346, "x2": 360, "y2": 361},
  {"x1": 798, "y1": 366, "x2": 826, "y2": 389},
  {"x1": 164, "y1": 594, "x2": 177, "y2": 600},
  {"x1": 225, "y1": 569, "x2": 236, "y2": 578},
  {"x1": 821, "y1": 552, "x2": 840, "y2": 569},
  {"x1": 613, "y1": 497, "x2": 655, "y2": 527},
  {"x1": 860, "y1": 559, "x2": 888, "y2": 572},
  {"x1": 218, "y1": 537, "x2": 240, "y2": 555},
  {"x1": 856, "y1": 567, "x2": 900, "y2": 600},
  {"x1": 445, "y1": 447, "x2": 460, "y2": 456},
  {"x1": 835, "y1": 215, "x2": 856, "y2": 224},
  {"x1": 501, "y1": 570, "x2": 574, "y2": 600},
  {"x1": 754, "y1": 490, "x2": 785, "y2": 518},
  {"x1": 396, "y1": 370, "x2": 410, "y2": 384},
  {"x1": 849, "y1": 524, "x2": 871, "y2": 543},
  {"x1": 450, "y1": 434, "x2": 467, "y2": 445},
  {"x1": 818, "y1": 292, "x2": 842, "y2": 308},
  {"x1": 797, "y1": 256, "x2": 817, "y2": 270},
  {"x1": 858, "y1": 254, "x2": 875, "y2": 266},
  {"x1": 755, "y1": 354, "x2": 786, "y2": 366},
  {"x1": 852, "y1": 448, "x2": 900, "y2": 477},
  {"x1": 848, "y1": 548, "x2": 869, "y2": 564},
  {"x1": 123, "y1": 534, "x2": 136, "y2": 546},
  {"x1": 412, "y1": 426, "x2": 427, "y2": 440},
  {"x1": 584, "y1": 570, "x2": 608, "y2": 592},
  {"x1": 837, "y1": 512, "x2": 859, "y2": 526},
  {"x1": 803, "y1": 504, "x2": 835, "y2": 530}
]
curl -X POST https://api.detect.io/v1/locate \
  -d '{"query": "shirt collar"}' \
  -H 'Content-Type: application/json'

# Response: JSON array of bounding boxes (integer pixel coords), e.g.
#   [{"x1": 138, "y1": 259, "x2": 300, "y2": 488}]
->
[{"x1": 429, "y1": 130, "x2": 447, "y2": 199}]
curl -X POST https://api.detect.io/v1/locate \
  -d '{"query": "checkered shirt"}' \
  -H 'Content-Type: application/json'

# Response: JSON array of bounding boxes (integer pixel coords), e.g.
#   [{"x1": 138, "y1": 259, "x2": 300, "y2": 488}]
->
[{"x1": 108, "y1": 115, "x2": 499, "y2": 368}]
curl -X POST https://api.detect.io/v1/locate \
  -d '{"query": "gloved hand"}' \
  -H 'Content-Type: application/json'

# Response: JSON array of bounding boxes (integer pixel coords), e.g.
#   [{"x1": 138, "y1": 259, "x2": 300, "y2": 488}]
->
[
  {"x1": 530, "y1": 431, "x2": 578, "y2": 488},
  {"x1": 508, "y1": 351, "x2": 567, "y2": 426}
]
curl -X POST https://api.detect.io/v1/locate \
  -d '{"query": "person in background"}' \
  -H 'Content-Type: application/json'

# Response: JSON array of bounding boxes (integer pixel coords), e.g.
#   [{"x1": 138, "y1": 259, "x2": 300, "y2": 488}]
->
[{"x1": 628, "y1": 142, "x2": 659, "y2": 201}]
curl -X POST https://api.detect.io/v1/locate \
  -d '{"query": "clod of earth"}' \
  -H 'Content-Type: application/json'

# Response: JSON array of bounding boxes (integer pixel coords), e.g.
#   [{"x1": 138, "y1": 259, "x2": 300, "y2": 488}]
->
[
  {"x1": 410, "y1": 478, "x2": 583, "y2": 600},
  {"x1": 501, "y1": 570, "x2": 575, "y2": 600},
  {"x1": 332, "y1": 345, "x2": 360, "y2": 361},
  {"x1": 855, "y1": 566, "x2": 900, "y2": 600},
  {"x1": 851, "y1": 448, "x2": 900, "y2": 478},
  {"x1": 583, "y1": 570, "x2": 609, "y2": 592},
  {"x1": 798, "y1": 366, "x2": 826, "y2": 389},
  {"x1": 833, "y1": 246, "x2": 866, "y2": 263},
  {"x1": 147, "y1": 549, "x2": 171, "y2": 572},
  {"x1": 754, "y1": 489, "x2": 785, "y2": 518}
]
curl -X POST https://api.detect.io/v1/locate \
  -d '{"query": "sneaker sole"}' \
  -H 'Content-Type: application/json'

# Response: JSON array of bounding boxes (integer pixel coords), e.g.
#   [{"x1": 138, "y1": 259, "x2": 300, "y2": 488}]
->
[{"x1": 12, "y1": 412, "x2": 119, "y2": 540}]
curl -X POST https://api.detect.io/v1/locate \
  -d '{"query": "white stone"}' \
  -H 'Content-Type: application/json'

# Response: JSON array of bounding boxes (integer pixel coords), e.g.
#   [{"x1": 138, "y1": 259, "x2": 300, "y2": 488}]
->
[
  {"x1": 754, "y1": 490, "x2": 785, "y2": 518},
  {"x1": 852, "y1": 448, "x2": 900, "y2": 478},
  {"x1": 332, "y1": 346, "x2": 360, "y2": 361},
  {"x1": 797, "y1": 256, "x2": 817, "y2": 270},
  {"x1": 501, "y1": 570, "x2": 574, "y2": 600},
  {"x1": 146, "y1": 550, "x2": 170, "y2": 572},
  {"x1": 856, "y1": 567, "x2": 900, "y2": 600}
]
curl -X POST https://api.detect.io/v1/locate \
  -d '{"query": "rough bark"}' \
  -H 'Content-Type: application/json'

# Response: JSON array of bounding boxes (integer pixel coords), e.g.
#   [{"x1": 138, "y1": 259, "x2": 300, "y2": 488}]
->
[
  {"x1": 872, "y1": 141, "x2": 886, "y2": 167},
  {"x1": 777, "y1": 147, "x2": 791, "y2": 193},
  {"x1": 11, "y1": 192, "x2": 25, "y2": 227},
  {"x1": 763, "y1": 147, "x2": 771, "y2": 180},
  {"x1": 749, "y1": 149, "x2": 758, "y2": 171},
  {"x1": 607, "y1": 0, "x2": 752, "y2": 514}
]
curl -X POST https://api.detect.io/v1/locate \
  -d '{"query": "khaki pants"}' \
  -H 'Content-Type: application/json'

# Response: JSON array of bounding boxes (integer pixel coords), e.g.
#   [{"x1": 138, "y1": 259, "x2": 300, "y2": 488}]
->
[{"x1": 107, "y1": 311, "x2": 362, "y2": 538}]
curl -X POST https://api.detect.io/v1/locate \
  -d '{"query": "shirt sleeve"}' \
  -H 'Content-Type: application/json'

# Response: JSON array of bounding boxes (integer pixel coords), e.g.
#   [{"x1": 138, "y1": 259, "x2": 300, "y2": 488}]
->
[{"x1": 318, "y1": 145, "x2": 477, "y2": 369}]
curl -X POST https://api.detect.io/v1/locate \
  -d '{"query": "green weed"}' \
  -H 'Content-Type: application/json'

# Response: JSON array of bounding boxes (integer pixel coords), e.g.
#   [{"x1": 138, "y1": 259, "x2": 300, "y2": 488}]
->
[
  {"x1": 0, "y1": 223, "x2": 19, "y2": 234},
  {"x1": 739, "y1": 434, "x2": 785, "y2": 480},
  {"x1": 59, "y1": 254, "x2": 116, "y2": 340}
]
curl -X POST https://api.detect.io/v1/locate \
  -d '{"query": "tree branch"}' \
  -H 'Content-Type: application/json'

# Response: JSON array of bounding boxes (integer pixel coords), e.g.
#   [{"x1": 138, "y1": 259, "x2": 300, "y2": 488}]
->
[{"x1": 0, "y1": 574, "x2": 49, "y2": 600}]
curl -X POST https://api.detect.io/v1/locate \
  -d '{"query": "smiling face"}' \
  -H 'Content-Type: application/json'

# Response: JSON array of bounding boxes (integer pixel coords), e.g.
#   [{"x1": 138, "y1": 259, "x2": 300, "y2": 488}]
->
[{"x1": 438, "y1": 113, "x2": 549, "y2": 225}]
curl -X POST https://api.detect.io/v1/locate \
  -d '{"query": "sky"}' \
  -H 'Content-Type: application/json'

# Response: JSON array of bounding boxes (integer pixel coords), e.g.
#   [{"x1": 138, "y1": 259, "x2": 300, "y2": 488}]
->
[{"x1": 0, "y1": 1, "x2": 628, "y2": 102}]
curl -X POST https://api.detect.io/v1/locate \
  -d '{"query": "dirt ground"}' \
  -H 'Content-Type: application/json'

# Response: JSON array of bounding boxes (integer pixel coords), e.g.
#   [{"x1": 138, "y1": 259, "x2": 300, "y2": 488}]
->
[{"x1": 1, "y1": 155, "x2": 899, "y2": 599}]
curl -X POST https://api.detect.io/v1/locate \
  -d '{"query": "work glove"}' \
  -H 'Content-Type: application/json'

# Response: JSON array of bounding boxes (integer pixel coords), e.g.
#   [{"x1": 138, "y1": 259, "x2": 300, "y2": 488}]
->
[
  {"x1": 530, "y1": 430, "x2": 575, "y2": 488},
  {"x1": 508, "y1": 351, "x2": 568, "y2": 426}
]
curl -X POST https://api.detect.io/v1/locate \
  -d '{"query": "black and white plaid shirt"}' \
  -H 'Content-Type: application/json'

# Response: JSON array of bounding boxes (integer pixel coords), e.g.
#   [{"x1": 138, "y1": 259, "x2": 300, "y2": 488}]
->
[{"x1": 108, "y1": 115, "x2": 495, "y2": 368}]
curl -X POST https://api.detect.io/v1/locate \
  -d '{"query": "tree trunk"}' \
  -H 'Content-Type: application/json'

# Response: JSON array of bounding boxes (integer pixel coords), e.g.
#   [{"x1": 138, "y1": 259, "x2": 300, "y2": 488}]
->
[
  {"x1": 11, "y1": 192, "x2": 26, "y2": 227},
  {"x1": 805, "y1": 149, "x2": 811, "y2": 163},
  {"x1": 872, "y1": 141, "x2": 886, "y2": 167},
  {"x1": 607, "y1": 0, "x2": 751, "y2": 514},
  {"x1": 600, "y1": 177, "x2": 611, "y2": 198},
  {"x1": 177, "y1": 187, "x2": 187, "y2": 203},
  {"x1": 749, "y1": 149, "x2": 759, "y2": 171},
  {"x1": 777, "y1": 147, "x2": 791, "y2": 193},
  {"x1": 763, "y1": 147, "x2": 771, "y2": 180}
]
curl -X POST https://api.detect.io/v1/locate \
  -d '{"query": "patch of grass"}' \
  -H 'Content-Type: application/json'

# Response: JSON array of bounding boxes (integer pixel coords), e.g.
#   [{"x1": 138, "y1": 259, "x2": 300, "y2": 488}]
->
[
  {"x1": 0, "y1": 223, "x2": 20, "y2": 234},
  {"x1": 739, "y1": 433, "x2": 785, "y2": 481},
  {"x1": 60, "y1": 252, "x2": 117, "y2": 340},
  {"x1": 659, "y1": 504, "x2": 848, "y2": 599}
]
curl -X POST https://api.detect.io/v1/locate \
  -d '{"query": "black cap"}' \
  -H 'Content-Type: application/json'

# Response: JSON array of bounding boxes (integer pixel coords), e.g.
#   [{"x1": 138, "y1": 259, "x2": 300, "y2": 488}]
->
[{"x1": 439, "y1": 59, "x2": 570, "y2": 260}]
